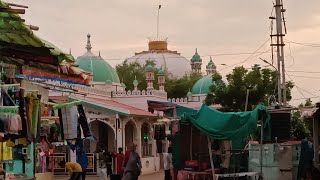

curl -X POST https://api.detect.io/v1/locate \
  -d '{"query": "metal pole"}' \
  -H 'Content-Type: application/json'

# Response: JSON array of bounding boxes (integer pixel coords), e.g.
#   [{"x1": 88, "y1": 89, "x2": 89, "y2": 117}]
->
[
  {"x1": 157, "y1": 6, "x2": 160, "y2": 39},
  {"x1": 207, "y1": 137, "x2": 215, "y2": 180},
  {"x1": 275, "y1": 0, "x2": 286, "y2": 107},
  {"x1": 259, "y1": 121, "x2": 264, "y2": 180},
  {"x1": 245, "y1": 89, "x2": 249, "y2": 111}
]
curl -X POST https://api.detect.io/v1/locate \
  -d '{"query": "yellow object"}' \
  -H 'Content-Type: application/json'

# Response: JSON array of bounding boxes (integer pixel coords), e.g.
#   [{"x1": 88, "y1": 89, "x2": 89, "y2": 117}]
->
[
  {"x1": 0, "y1": 142, "x2": 3, "y2": 161},
  {"x1": 6, "y1": 140, "x2": 15, "y2": 147},
  {"x1": 2, "y1": 142, "x2": 13, "y2": 161},
  {"x1": 18, "y1": 138, "x2": 27, "y2": 145},
  {"x1": 65, "y1": 162, "x2": 82, "y2": 173}
]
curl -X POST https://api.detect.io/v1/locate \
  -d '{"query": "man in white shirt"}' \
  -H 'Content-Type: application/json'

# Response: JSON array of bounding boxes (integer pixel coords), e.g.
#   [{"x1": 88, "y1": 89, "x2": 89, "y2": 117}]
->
[{"x1": 163, "y1": 147, "x2": 172, "y2": 180}]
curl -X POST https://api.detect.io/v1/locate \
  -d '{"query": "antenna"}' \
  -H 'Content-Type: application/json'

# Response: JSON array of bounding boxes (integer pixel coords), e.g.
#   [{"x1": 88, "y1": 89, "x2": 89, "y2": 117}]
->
[{"x1": 157, "y1": 5, "x2": 161, "y2": 39}]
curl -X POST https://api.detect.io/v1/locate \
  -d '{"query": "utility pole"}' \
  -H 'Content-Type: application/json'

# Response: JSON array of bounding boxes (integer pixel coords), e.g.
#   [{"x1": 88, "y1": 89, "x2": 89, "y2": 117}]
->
[{"x1": 270, "y1": 0, "x2": 287, "y2": 107}]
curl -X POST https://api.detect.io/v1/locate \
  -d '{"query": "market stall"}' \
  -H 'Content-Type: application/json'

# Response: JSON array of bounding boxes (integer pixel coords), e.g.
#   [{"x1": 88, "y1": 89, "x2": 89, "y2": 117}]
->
[
  {"x1": 0, "y1": 1, "x2": 92, "y2": 179},
  {"x1": 148, "y1": 100, "x2": 271, "y2": 180}
]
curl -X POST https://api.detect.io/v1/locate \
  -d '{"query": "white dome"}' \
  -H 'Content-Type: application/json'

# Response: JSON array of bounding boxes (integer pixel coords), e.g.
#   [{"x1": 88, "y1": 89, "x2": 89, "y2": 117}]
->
[
  {"x1": 127, "y1": 52, "x2": 191, "y2": 77},
  {"x1": 126, "y1": 40, "x2": 191, "y2": 78}
]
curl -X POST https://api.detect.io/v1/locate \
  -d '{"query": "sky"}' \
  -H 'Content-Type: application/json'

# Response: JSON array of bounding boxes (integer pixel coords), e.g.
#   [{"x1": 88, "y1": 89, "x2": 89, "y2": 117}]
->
[{"x1": 6, "y1": 0, "x2": 320, "y2": 106}]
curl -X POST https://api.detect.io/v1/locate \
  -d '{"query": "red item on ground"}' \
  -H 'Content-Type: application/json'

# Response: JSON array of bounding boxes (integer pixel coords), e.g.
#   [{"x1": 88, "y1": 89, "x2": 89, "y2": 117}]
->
[{"x1": 185, "y1": 160, "x2": 199, "y2": 167}]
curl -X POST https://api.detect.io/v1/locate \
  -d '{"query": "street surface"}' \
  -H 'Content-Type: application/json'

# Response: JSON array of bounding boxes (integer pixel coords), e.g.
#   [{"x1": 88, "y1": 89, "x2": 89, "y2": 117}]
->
[{"x1": 55, "y1": 171, "x2": 164, "y2": 180}]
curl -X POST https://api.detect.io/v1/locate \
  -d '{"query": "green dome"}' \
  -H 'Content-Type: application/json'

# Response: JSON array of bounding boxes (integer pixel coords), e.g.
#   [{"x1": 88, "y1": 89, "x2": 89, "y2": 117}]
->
[
  {"x1": 157, "y1": 67, "x2": 165, "y2": 75},
  {"x1": 187, "y1": 91, "x2": 192, "y2": 97},
  {"x1": 76, "y1": 34, "x2": 120, "y2": 83},
  {"x1": 207, "y1": 57, "x2": 216, "y2": 69},
  {"x1": 146, "y1": 64, "x2": 155, "y2": 72},
  {"x1": 191, "y1": 75, "x2": 213, "y2": 95},
  {"x1": 191, "y1": 48, "x2": 202, "y2": 62},
  {"x1": 133, "y1": 79, "x2": 139, "y2": 87},
  {"x1": 76, "y1": 52, "x2": 120, "y2": 83}
]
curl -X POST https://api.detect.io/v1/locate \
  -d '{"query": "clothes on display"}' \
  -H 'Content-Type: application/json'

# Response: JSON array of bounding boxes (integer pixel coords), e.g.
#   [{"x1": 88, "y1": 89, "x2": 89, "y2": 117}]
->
[
  {"x1": 154, "y1": 124, "x2": 166, "y2": 140},
  {"x1": 0, "y1": 111, "x2": 22, "y2": 135},
  {"x1": 77, "y1": 105, "x2": 91, "y2": 138},
  {"x1": 60, "y1": 107, "x2": 78, "y2": 140}
]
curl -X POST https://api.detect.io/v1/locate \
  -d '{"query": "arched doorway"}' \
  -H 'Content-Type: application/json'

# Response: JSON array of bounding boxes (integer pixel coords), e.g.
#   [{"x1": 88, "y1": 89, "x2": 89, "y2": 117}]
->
[
  {"x1": 90, "y1": 120, "x2": 115, "y2": 152},
  {"x1": 141, "y1": 122, "x2": 152, "y2": 157},
  {"x1": 125, "y1": 121, "x2": 137, "y2": 150}
]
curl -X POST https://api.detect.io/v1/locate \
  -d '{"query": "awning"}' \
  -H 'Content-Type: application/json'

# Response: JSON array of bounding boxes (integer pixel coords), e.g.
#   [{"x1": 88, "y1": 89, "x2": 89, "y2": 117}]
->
[{"x1": 71, "y1": 96, "x2": 157, "y2": 118}]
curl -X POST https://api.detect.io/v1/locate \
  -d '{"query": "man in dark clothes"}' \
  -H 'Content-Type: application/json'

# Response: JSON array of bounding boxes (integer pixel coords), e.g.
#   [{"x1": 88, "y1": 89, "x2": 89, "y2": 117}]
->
[{"x1": 298, "y1": 137, "x2": 314, "y2": 180}]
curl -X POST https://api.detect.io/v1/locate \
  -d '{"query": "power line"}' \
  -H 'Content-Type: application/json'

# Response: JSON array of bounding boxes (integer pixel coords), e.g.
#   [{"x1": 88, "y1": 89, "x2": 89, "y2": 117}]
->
[
  {"x1": 287, "y1": 74, "x2": 320, "y2": 80},
  {"x1": 218, "y1": 39, "x2": 270, "y2": 72},
  {"x1": 287, "y1": 70, "x2": 320, "y2": 74},
  {"x1": 286, "y1": 73, "x2": 306, "y2": 99},
  {"x1": 291, "y1": 96, "x2": 320, "y2": 101},
  {"x1": 101, "y1": 51, "x2": 273, "y2": 61},
  {"x1": 284, "y1": 39, "x2": 320, "y2": 48}
]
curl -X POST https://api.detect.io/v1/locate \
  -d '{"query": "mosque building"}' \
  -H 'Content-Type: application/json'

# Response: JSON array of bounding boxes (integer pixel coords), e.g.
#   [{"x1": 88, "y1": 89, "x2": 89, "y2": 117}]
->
[{"x1": 48, "y1": 34, "x2": 220, "y2": 175}]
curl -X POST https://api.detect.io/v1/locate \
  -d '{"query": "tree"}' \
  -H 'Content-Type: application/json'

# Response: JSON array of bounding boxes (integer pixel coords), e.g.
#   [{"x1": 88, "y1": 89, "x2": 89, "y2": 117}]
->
[
  {"x1": 291, "y1": 111, "x2": 311, "y2": 140},
  {"x1": 206, "y1": 65, "x2": 294, "y2": 111},
  {"x1": 116, "y1": 60, "x2": 202, "y2": 98},
  {"x1": 165, "y1": 72, "x2": 202, "y2": 98},
  {"x1": 116, "y1": 59, "x2": 158, "y2": 91},
  {"x1": 304, "y1": 98, "x2": 313, "y2": 107}
]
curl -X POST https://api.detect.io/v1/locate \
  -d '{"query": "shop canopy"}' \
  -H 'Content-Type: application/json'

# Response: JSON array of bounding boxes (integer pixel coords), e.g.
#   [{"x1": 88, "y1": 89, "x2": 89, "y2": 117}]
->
[
  {"x1": 180, "y1": 104, "x2": 271, "y2": 149},
  {"x1": 147, "y1": 100, "x2": 198, "y2": 117},
  {"x1": 0, "y1": 1, "x2": 92, "y2": 85},
  {"x1": 71, "y1": 96, "x2": 157, "y2": 118}
]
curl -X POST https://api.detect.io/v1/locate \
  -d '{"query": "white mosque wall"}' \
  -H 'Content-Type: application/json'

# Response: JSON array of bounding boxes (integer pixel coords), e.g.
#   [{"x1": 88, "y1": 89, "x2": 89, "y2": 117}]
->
[{"x1": 112, "y1": 91, "x2": 167, "y2": 111}]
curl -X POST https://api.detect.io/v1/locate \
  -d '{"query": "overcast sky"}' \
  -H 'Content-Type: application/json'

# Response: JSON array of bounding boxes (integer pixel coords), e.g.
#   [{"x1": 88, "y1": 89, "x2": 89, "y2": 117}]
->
[{"x1": 7, "y1": 0, "x2": 320, "y2": 106}]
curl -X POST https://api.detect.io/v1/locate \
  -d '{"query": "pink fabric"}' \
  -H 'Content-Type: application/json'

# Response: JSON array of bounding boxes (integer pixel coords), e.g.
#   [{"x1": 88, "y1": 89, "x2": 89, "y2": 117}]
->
[{"x1": 177, "y1": 171, "x2": 188, "y2": 180}]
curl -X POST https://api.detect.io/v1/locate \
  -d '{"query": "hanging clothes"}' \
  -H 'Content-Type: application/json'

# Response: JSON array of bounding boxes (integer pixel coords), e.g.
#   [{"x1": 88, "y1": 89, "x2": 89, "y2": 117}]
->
[
  {"x1": 19, "y1": 88, "x2": 31, "y2": 140},
  {"x1": 61, "y1": 107, "x2": 78, "y2": 140},
  {"x1": 32, "y1": 94, "x2": 40, "y2": 138},
  {"x1": 154, "y1": 124, "x2": 166, "y2": 140},
  {"x1": 58, "y1": 109, "x2": 65, "y2": 140},
  {"x1": 77, "y1": 105, "x2": 91, "y2": 138}
]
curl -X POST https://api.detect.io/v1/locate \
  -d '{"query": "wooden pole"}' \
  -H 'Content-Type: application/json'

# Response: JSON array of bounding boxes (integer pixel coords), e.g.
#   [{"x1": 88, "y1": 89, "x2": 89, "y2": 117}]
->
[
  {"x1": 7, "y1": 3, "x2": 28, "y2": 8},
  {"x1": 245, "y1": 89, "x2": 249, "y2": 111},
  {"x1": 190, "y1": 126, "x2": 193, "y2": 160},
  {"x1": 207, "y1": 137, "x2": 215, "y2": 180},
  {"x1": 0, "y1": 8, "x2": 25, "y2": 14}
]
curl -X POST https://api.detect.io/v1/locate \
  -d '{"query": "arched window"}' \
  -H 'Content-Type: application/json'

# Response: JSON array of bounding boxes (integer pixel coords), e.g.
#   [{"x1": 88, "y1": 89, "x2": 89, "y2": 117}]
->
[{"x1": 141, "y1": 123, "x2": 152, "y2": 157}]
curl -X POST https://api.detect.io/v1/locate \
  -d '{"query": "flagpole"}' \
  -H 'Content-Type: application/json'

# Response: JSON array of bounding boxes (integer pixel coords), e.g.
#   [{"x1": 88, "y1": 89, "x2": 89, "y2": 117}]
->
[{"x1": 157, "y1": 5, "x2": 161, "y2": 39}]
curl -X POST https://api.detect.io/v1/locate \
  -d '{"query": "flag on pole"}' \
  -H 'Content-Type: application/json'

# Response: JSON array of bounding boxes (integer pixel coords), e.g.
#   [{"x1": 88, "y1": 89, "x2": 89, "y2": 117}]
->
[{"x1": 159, "y1": 5, "x2": 161, "y2": 9}]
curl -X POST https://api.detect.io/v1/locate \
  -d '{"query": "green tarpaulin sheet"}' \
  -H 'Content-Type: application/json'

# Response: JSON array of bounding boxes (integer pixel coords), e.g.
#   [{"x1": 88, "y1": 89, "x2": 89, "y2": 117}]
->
[{"x1": 172, "y1": 104, "x2": 270, "y2": 169}]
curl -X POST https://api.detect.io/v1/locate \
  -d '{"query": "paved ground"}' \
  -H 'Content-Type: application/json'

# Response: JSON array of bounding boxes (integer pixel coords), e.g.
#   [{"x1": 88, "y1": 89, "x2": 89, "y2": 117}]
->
[{"x1": 55, "y1": 171, "x2": 164, "y2": 180}]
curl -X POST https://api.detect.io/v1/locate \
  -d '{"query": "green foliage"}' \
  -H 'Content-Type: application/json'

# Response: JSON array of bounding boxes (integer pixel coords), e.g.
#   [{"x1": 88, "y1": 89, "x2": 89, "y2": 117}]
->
[
  {"x1": 165, "y1": 72, "x2": 202, "y2": 98},
  {"x1": 116, "y1": 60, "x2": 202, "y2": 98},
  {"x1": 206, "y1": 65, "x2": 294, "y2": 111},
  {"x1": 304, "y1": 98, "x2": 313, "y2": 107},
  {"x1": 290, "y1": 111, "x2": 311, "y2": 140},
  {"x1": 116, "y1": 59, "x2": 159, "y2": 91}
]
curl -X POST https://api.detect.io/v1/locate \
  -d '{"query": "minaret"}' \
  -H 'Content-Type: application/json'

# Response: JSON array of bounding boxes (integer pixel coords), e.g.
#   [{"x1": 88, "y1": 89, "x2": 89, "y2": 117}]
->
[
  {"x1": 145, "y1": 65, "x2": 155, "y2": 90},
  {"x1": 206, "y1": 56, "x2": 217, "y2": 75},
  {"x1": 86, "y1": 34, "x2": 92, "y2": 52},
  {"x1": 190, "y1": 48, "x2": 202, "y2": 73},
  {"x1": 157, "y1": 67, "x2": 166, "y2": 91},
  {"x1": 133, "y1": 76, "x2": 139, "y2": 91}
]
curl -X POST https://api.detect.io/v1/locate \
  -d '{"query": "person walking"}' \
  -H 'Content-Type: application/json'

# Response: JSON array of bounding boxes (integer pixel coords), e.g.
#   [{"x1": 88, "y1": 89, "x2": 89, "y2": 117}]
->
[
  {"x1": 69, "y1": 138, "x2": 88, "y2": 180},
  {"x1": 59, "y1": 161, "x2": 82, "y2": 180},
  {"x1": 163, "y1": 147, "x2": 172, "y2": 180},
  {"x1": 113, "y1": 147, "x2": 125, "y2": 178},
  {"x1": 297, "y1": 137, "x2": 314, "y2": 180},
  {"x1": 122, "y1": 143, "x2": 141, "y2": 180}
]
